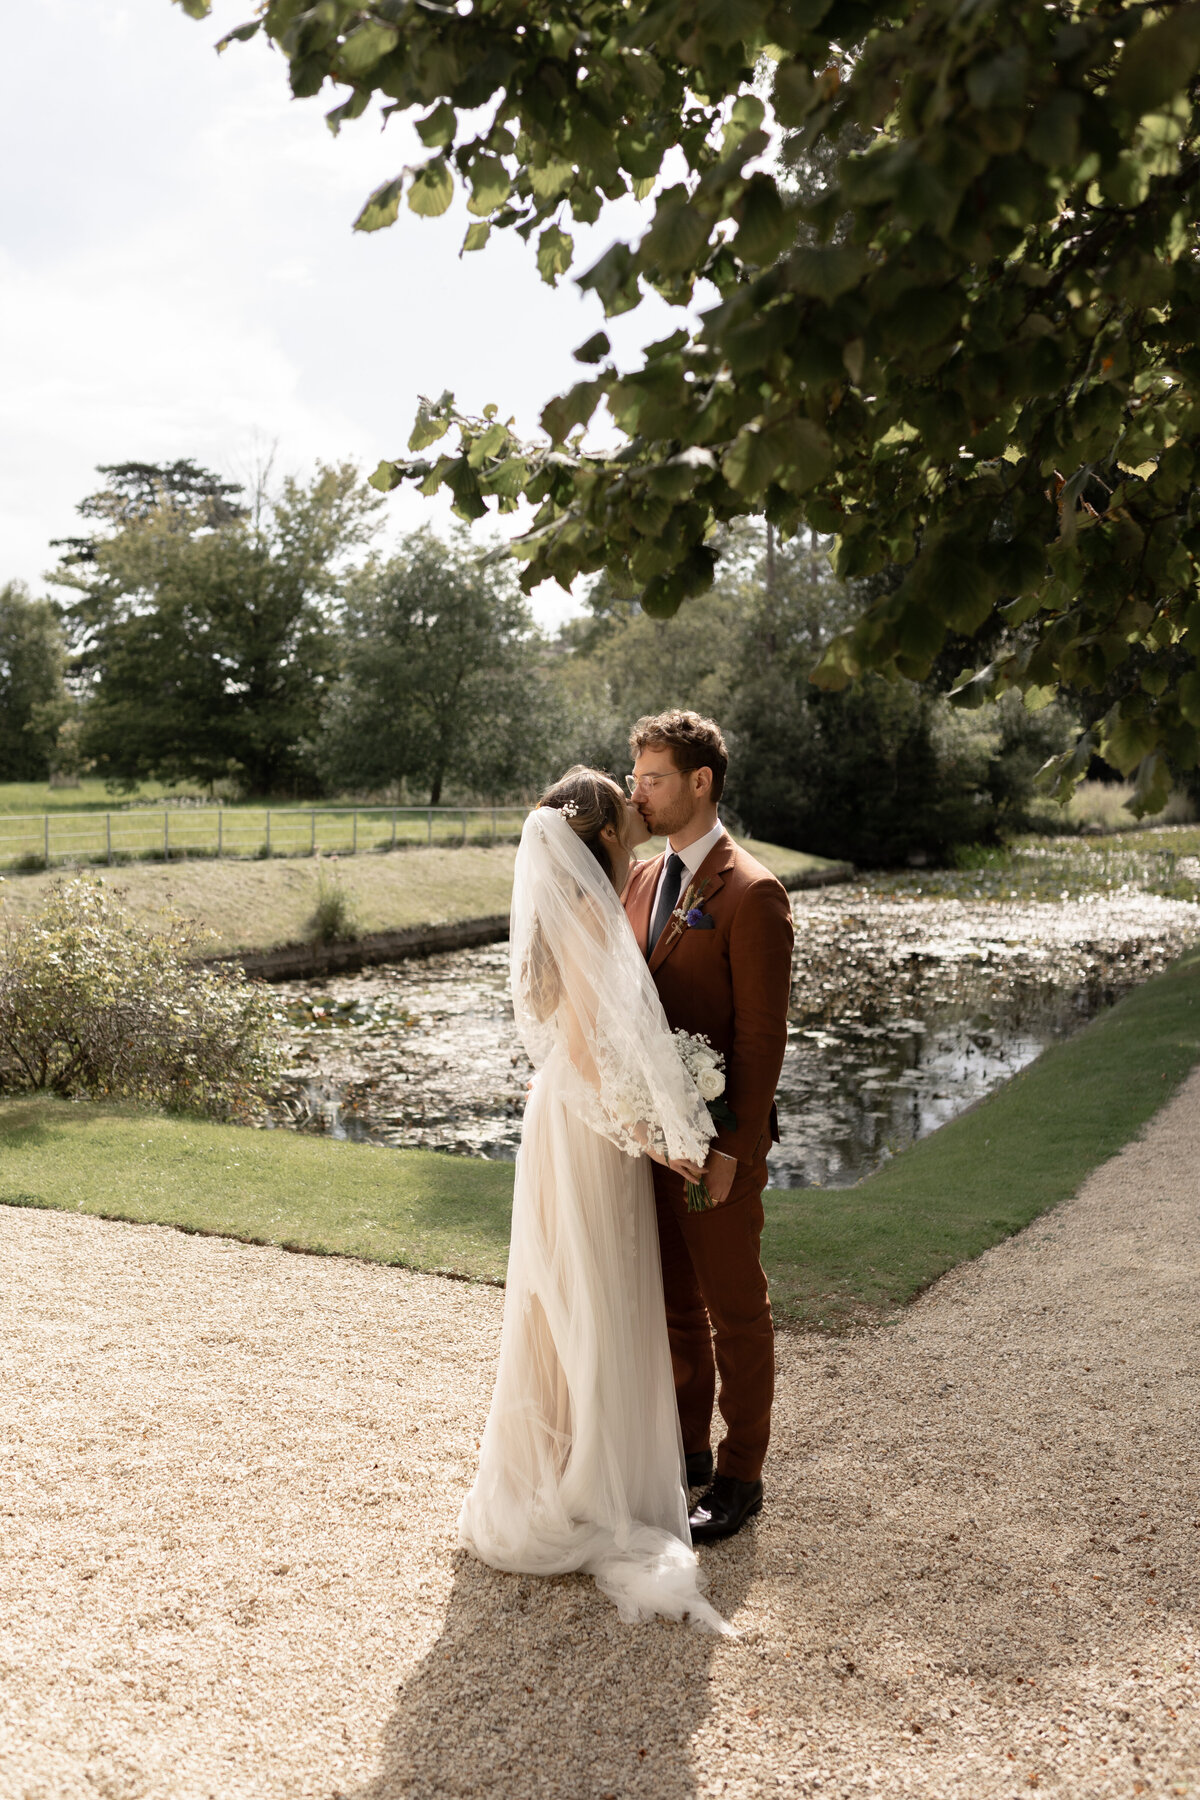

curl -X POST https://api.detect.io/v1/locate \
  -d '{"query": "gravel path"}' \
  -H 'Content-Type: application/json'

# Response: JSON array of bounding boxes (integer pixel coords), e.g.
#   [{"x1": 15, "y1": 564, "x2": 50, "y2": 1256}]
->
[{"x1": 3, "y1": 1073, "x2": 1199, "y2": 1800}]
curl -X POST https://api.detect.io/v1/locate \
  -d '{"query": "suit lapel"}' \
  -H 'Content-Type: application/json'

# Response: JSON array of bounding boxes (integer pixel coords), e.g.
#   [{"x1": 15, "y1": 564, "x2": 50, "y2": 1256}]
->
[
  {"x1": 624, "y1": 852, "x2": 662, "y2": 957},
  {"x1": 647, "y1": 831, "x2": 735, "y2": 976}
]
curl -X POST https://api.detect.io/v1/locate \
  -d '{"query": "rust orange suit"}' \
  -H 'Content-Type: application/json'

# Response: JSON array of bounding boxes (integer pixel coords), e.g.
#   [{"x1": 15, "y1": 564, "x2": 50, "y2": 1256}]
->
[{"x1": 624, "y1": 831, "x2": 794, "y2": 1483}]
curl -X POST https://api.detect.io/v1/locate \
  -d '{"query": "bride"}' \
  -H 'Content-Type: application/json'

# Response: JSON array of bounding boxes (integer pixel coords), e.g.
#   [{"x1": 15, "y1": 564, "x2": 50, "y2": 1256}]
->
[{"x1": 458, "y1": 767, "x2": 730, "y2": 1633}]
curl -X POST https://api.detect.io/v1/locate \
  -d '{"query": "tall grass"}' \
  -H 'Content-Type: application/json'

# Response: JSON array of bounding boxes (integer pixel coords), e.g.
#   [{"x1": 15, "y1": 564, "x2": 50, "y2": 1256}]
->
[{"x1": 1041, "y1": 779, "x2": 1195, "y2": 835}]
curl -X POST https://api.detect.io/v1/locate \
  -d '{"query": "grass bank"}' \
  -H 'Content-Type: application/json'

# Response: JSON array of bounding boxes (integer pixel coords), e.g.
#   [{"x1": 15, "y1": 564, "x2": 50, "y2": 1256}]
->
[
  {"x1": 4, "y1": 946, "x2": 1199, "y2": 1328},
  {"x1": 0, "y1": 835, "x2": 841, "y2": 957}
]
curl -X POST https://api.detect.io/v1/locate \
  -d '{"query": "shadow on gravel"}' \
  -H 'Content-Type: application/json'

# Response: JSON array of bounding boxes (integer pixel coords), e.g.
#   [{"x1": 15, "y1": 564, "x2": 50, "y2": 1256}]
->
[{"x1": 356, "y1": 1543, "x2": 757, "y2": 1800}]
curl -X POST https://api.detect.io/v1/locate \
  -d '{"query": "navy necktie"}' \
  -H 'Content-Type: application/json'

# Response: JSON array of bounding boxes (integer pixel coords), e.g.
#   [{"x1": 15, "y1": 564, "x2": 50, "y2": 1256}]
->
[{"x1": 649, "y1": 852, "x2": 686, "y2": 953}]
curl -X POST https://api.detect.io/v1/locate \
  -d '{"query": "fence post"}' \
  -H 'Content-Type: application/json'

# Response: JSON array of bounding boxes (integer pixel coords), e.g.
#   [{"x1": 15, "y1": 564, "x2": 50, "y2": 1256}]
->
[
  {"x1": 427, "y1": 809, "x2": 432, "y2": 845},
  {"x1": 391, "y1": 808, "x2": 397, "y2": 849},
  {"x1": 163, "y1": 810, "x2": 169, "y2": 857},
  {"x1": 265, "y1": 809, "x2": 271, "y2": 857},
  {"x1": 352, "y1": 810, "x2": 358, "y2": 854},
  {"x1": 462, "y1": 808, "x2": 468, "y2": 845},
  {"x1": 44, "y1": 814, "x2": 49, "y2": 867},
  {"x1": 491, "y1": 806, "x2": 497, "y2": 845},
  {"x1": 106, "y1": 813, "x2": 112, "y2": 865},
  {"x1": 217, "y1": 809, "x2": 223, "y2": 858},
  {"x1": 311, "y1": 809, "x2": 316, "y2": 855}
]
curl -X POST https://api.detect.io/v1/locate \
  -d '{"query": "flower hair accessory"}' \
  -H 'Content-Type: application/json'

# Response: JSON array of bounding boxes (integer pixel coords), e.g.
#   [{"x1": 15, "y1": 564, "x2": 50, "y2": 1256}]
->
[{"x1": 558, "y1": 800, "x2": 579, "y2": 819}]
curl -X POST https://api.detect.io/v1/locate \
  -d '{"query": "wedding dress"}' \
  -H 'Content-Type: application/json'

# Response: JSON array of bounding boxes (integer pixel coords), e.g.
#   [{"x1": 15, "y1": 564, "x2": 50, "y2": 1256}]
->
[{"x1": 458, "y1": 808, "x2": 730, "y2": 1633}]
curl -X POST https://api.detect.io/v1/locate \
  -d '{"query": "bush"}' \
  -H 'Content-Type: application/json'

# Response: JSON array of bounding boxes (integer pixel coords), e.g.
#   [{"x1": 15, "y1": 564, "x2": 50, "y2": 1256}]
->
[
  {"x1": 0, "y1": 877, "x2": 280, "y2": 1117},
  {"x1": 1059, "y1": 779, "x2": 1195, "y2": 835},
  {"x1": 309, "y1": 856, "x2": 358, "y2": 945}
]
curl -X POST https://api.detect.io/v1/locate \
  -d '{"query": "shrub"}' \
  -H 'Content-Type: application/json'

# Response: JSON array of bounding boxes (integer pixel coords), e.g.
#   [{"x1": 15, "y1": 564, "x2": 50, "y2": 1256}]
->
[
  {"x1": 0, "y1": 877, "x2": 280, "y2": 1117},
  {"x1": 309, "y1": 856, "x2": 358, "y2": 945},
  {"x1": 1060, "y1": 779, "x2": 1195, "y2": 835}
]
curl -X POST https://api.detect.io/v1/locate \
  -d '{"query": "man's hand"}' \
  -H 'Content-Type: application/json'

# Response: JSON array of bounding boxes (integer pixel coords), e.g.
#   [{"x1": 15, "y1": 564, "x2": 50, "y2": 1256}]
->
[{"x1": 701, "y1": 1149, "x2": 737, "y2": 1207}]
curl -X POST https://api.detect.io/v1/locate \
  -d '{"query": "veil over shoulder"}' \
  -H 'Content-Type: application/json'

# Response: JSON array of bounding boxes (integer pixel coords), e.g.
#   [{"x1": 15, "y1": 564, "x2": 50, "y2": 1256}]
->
[
  {"x1": 457, "y1": 807, "x2": 728, "y2": 1634},
  {"x1": 509, "y1": 806, "x2": 714, "y2": 1167}
]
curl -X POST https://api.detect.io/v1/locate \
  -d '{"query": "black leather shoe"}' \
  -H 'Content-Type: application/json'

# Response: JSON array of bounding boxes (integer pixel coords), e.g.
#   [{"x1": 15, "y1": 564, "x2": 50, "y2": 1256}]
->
[
  {"x1": 689, "y1": 1475, "x2": 763, "y2": 1543},
  {"x1": 685, "y1": 1449, "x2": 714, "y2": 1489}
]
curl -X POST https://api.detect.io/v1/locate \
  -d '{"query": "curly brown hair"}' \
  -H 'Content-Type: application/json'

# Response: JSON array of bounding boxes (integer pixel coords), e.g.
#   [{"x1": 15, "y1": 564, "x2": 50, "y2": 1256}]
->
[{"x1": 629, "y1": 710, "x2": 728, "y2": 802}]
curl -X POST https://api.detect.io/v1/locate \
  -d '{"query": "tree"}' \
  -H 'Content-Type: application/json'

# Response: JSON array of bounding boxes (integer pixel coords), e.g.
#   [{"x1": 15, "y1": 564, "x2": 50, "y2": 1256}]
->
[
  {"x1": 319, "y1": 529, "x2": 557, "y2": 804},
  {"x1": 179, "y1": 0, "x2": 1200, "y2": 813},
  {"x1": 56, "y1": 462, "x2": 382, "y2": 795},
  {"x1": 0, "y1": 583, "x2": 69, "y2": 782},
  {"x1": 50, "y1": 459, "x2": 248, "y2": 569}
]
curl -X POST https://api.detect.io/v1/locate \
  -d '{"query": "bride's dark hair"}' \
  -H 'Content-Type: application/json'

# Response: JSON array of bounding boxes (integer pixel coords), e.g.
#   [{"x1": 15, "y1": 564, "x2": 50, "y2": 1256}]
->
[
  {"x1": 525, "y1": 767, "x2": 629, "y2": 1022},
  {"x1": 537, "y1": 765, "x2": 629, "y2": 889}
]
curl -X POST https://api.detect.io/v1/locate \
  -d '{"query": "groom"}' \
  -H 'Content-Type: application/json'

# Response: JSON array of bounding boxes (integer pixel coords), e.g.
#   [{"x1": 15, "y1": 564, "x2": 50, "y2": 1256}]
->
[{"x1": 623, "y1": 710, "x2": 794, "y2": 1542}]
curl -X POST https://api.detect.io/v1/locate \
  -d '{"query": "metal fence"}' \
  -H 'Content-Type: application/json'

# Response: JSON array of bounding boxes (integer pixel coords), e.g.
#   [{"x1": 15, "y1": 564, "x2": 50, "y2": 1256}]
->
[{"x1": 0, "y1": 805, "x2": 530, "y2": 871}]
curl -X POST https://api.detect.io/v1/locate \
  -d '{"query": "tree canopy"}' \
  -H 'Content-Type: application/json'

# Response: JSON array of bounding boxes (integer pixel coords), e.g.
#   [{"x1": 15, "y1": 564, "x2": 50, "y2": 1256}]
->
[
  {"x1": 177, "y1": 0, "x2": 1200, "y2": 810},
  {"x1": 56, "y1": 461, "x2": 382, "y2": 795},
  {"x1": 319, "y1": 529, "x2": 558, "y2": 804}
]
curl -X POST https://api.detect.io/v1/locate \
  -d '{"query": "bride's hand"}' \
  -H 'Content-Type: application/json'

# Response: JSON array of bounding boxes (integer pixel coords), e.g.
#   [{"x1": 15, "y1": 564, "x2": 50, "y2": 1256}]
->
[{"x1": 668, "y1": 1157, "x2": 705, "y2": 1182}]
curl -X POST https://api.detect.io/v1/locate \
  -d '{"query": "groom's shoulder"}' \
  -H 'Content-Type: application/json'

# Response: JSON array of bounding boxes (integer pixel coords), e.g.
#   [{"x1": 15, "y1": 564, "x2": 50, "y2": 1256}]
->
[{"x1": 724, "y1": 833, "x2": 787, "y2": 897}]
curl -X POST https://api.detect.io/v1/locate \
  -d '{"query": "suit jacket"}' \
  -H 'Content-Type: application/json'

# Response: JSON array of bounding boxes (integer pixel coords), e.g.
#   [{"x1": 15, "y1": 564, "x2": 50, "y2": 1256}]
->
[{"x1": 623, "y1": 829, "x2": 794, "y2": 1167}]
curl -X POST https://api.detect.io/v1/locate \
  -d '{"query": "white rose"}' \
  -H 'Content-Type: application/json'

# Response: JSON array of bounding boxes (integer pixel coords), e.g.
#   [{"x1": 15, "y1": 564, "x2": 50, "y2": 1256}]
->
[{"x1": 696, "y1": 1067, "x2": 724, "y2": 1102}]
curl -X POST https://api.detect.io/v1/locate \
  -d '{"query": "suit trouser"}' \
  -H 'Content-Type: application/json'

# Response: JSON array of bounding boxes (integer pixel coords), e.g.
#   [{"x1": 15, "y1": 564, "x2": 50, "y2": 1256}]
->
[{"x1": 652, "y1": 1158, "x2": 775, "y2": 1484}]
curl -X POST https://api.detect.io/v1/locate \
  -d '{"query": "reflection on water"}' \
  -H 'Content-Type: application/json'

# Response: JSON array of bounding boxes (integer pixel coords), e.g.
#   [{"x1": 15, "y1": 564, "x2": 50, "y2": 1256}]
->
[{"x1": 264, "y1": 877, "x2": 1200, "y2": 1190}]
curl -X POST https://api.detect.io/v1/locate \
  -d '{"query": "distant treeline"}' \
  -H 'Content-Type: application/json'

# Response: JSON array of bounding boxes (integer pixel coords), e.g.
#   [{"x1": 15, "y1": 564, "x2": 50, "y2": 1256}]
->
[{"x1": 2, "y1": 458, "x2": 1087, "y2": 865}]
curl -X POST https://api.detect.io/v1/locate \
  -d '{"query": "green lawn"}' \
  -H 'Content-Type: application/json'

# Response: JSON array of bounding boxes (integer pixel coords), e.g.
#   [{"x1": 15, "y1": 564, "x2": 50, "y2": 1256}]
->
[
  {"x1": 4, "y1": 944, "x2": 1199, "y2": 1328},
  {"x1": 0, "y1": 834, "x2": 842, "y2": 955},
  {"x1": 0, "y1": 1103, "x2": 513, "y2": 1282}
]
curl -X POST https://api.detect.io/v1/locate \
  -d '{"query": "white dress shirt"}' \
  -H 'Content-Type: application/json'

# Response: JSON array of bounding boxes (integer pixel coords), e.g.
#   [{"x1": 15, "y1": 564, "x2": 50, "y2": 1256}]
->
[{"x1": 649, "y1": 818, "x2": 726, "y2": 933}]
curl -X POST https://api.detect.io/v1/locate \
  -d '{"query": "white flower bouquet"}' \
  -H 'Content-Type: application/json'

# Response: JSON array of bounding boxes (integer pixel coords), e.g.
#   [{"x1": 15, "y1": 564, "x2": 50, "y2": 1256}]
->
[{"x1": 672, "y1": 1029, "x2": 737, "y2": 1211}]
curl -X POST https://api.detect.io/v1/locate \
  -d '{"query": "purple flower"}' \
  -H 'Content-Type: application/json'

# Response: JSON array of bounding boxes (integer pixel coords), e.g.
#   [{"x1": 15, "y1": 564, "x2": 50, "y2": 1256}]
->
[{"x1": 686, "y1": 906, "x2": 705, "y2": 927}]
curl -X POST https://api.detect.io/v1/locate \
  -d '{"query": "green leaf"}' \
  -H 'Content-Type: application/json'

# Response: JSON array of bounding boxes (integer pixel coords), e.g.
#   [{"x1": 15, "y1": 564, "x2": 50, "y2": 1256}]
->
[
  {"x1": 733, "y1": 176, "x2": 792, "y2": 266},
  {"x1": 640, "y1": 195, "x2": 709, "y2": 276},
  {"x1": 785, "y1": 245, "x2": 868, "y2": 303},
  {"x1": 416, "y1": 102, "x2": 457, "y2": 150},
  {"x1": 174, "y1": 0, "x2": 212, "y2": 17},
  {"x1": 408, "y1": 159, "x2": 455, "y2": 218},
  {"x1": 574, "y1": 332, "x2": 611, "y2": 365},
  {"x1": 722, "y1": 429, "x2": 778, "y2": 497},
  {"x1": 541, "y1": 381, "x2": 603, "y2": 444},
  {"x1": 462, "y1": 220, "x2": 491, "y2": 253},
  {"x1": 764, "y1": 418, "x2": 833, "y2": 494},
  {"x1": 216, "y1": 20, "x2": 260, "y2": 51},
  {"x1": 1111, "y1": 4, "x2": 1200, "y2": 117},
  {"x1": 1102, "y1": 709, "x2": 1158, "y2": 777},
  {"x1": 536, "y1": 223, "x2": 574, "y2": 285},
  {"x1": 326, "y1": 89, "x2": 370, "y2": 136},
  {"x1": 408, "y1": 403, "x2": 452, "y2": 454},
  {"x1": 722, "y1": 94, "x2": 765, "y2": 152},
  {"x1": 354, "y1": 176, "x2": 404, "y2": 234},
  {"x1": 1178, "y1": 670, "x2": 1200, "y2": 727},
  {"x1": 1129, "y1": 751, "x2": 1171, "y2": 818},
  {"x1": 529, "y1": 158, "x2": 575, "y2": 201},
  {"x1": 338, "y1": 21, "x2": 400, "y2": 77},
  {"x1": 477, "y1": 457, "x2": 529, "y2": 500},
  {"x1": 467, "y1": 155, "x2": 511, "y2": 216},
  {"x1": 368, "y1": 460, "x2": 403, "y2": 493},
  {"x1": 949, "y1": 662, "x2": 1002, "y2": 710},
  {"x1": 965, "y1": 45, "x2": 1028, "y2": 111},
  {"x1": 466, "y1": 421, "x2": 509, "y2": 468},
  {"x1": 577, "y1": 243, "x2": 641, "y2": 317}
]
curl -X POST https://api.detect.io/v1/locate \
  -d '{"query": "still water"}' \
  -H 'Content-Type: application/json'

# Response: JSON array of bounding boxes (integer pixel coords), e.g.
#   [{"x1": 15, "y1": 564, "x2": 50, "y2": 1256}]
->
[{"x1": 265, "y1": 876, "x2": 1200, "y2": 1190}]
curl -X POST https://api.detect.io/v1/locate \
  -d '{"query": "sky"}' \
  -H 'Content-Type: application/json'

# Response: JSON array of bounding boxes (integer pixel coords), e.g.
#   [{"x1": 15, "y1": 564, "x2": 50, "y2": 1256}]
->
[{"x1": 0, "y1": 0, "x2": 685, "y2": 632}]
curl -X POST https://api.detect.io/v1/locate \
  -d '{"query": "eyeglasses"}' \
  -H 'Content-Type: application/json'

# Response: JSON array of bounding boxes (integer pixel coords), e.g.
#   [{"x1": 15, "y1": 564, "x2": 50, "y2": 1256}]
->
[{"x1": 625, "y1": 772, "x2": 675, "y2": 794}]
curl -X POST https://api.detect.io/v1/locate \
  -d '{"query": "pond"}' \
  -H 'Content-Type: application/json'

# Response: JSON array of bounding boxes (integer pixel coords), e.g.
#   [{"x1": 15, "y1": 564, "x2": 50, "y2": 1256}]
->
[{"x1": 263, "y1": 847, "x2": 1200, "y2": 1190}]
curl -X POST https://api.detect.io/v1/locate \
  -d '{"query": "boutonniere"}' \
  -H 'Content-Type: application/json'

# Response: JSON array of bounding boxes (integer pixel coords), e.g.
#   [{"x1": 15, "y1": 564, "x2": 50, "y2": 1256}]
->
[{"x1": 662, "y1": 877, "x2": 714, "y2": 950}]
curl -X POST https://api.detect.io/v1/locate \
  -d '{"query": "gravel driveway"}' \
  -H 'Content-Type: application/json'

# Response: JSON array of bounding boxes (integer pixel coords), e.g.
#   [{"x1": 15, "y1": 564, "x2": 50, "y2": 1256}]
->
[{"x1": 2, "y1": 1072, "x2": 1198, "y2": 1800}]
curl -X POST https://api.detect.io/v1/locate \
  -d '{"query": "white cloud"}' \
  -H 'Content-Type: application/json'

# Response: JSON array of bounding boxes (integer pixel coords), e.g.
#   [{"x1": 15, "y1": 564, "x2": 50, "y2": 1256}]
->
[{"x1": 1, "y1": 0, "x2": 686, "y2": 632}]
